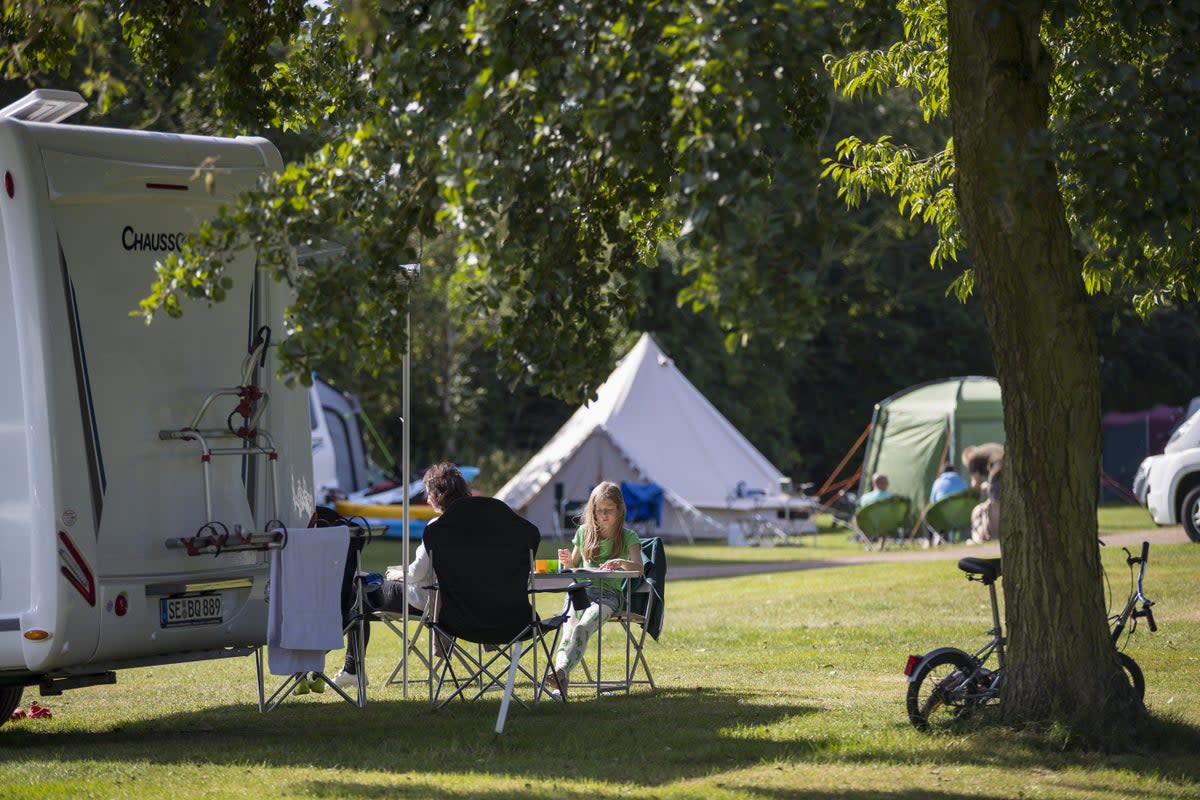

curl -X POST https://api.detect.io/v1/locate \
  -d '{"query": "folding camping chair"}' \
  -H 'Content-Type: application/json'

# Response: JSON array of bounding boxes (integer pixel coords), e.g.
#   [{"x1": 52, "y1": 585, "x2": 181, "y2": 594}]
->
[
  {"x1": 580, "y1": 536, "x2": 665, "y2": 693},
  {"x1": 422, "y1": 496, "x2": 588, "y2": 733},
  {"x1": 918, "y1": 489, "x2": 979, "y2": 546},
  {"x1": 621, "y1": 481, "x2": 664, "y2": 538},
  {"x1": 851, "y1": 495, "x2": 911, "y2": 550},
  {"x1": 256, "y1": 524, "x2": 368, "y2": 711}
]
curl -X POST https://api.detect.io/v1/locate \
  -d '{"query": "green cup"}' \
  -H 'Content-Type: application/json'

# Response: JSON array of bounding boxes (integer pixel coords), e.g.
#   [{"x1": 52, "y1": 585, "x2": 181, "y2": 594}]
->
[{"x1": 547, "y1": 559, "x2": 559, "y2": 573}]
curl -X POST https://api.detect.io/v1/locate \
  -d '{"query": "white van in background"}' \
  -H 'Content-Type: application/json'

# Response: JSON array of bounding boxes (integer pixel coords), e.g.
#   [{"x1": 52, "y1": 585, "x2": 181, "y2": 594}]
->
[
  {"x1": 0, "y1": 90, "x2": 312, "y2": 725},
  {"x1": 1134, "y1": 404, "x2": 1200, "y2": 543}
]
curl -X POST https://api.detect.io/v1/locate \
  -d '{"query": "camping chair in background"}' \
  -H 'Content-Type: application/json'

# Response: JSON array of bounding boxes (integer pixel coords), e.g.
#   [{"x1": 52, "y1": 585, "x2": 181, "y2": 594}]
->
[
  {"x1": 851, "y1": 495, "x2": 911, "y2": 550},
  {"x1": 256, "y1": 523, "x2": 360, "y2": 712},
  {"x1": 559, "y1": 499, "x2": 587, "y2": 542},
  {"x1": 621, "y1": 481, "x2": 664, "y2": 537},
  {"x1": 918, "y1": 489, "x2": 979, "y2": 546},
  {"x1": 579, "y1": 537, "x2": 665, "y2": 693}
]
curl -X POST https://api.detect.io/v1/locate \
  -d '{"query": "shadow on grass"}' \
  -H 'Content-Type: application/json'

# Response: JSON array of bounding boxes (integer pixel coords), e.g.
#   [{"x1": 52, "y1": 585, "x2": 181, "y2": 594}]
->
[
  {"x1": 301, "y1": 781, "x2": 1016, "y2": 800},
  {"x1": 0, "y1": 687, "x2": 820, "y2": 779},
  {"x1": 3, "y1": 686, "x2": 1200, "y2": 796}
]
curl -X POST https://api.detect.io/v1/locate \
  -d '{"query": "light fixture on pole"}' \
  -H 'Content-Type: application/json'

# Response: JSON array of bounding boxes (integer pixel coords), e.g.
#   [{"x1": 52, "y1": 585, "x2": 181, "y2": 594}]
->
[{"x1": 396, "y1": 262, "x2": 420, "y2": 694}]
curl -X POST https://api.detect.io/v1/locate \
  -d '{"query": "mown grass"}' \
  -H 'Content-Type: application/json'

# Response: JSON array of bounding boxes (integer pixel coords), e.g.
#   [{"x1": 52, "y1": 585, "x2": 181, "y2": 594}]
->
[
  {"x1": 349, "y1": 504, "x2": 1162, "y2": 571},
  {"x1": 2, "y1": 541, "x2": 1198, "y2": 799}
]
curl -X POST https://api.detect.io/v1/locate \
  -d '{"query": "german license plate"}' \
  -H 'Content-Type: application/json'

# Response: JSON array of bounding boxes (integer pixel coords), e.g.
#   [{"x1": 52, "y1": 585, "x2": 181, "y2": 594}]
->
[{"x1": 160, "y1": 594, "x2": 222, "y2": 627}]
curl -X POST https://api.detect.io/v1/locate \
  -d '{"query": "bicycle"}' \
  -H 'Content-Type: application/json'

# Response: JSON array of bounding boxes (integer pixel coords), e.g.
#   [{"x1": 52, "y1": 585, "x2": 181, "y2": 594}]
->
[{"x1": 904, "y1": 540, "x2": 1158, "y2": 730}]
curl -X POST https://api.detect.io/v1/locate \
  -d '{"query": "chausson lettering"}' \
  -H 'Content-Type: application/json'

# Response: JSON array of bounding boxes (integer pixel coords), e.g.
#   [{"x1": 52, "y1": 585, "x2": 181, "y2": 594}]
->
[{"x1": 121, "y1": 226, "x2": 186, "y2": 252}]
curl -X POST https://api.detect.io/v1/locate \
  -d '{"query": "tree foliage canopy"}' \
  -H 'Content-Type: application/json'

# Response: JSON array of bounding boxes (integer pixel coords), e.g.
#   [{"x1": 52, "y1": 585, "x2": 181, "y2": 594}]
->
[
  {"x1": 122, "y1": 0, "x2": 845, "y2": 401},
  {"x1": 824, "y1": 0, "x2": 1200, "y2": 309}
]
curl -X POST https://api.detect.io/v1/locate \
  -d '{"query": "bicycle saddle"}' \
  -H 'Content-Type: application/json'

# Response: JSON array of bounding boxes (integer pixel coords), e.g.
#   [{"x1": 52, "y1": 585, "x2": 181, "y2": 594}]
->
[{"x1": 957, "y1": 556, "x2": 1002, "y2": 584}]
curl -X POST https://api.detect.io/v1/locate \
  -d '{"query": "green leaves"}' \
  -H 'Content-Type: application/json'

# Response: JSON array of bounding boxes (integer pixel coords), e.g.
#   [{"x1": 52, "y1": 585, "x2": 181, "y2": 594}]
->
[
  {"x1": 826, "y1": 0, "x2": 1200, "y2": 311},
  {"x1": 185, "y1": 0, "x2": 838, "y2": 400}
]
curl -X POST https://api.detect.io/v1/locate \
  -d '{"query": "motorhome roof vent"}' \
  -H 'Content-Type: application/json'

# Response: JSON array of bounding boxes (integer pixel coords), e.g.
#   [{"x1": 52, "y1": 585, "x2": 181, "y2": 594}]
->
[{"x1": 0, "y1": 89, "x2": 88, "y2": 124}]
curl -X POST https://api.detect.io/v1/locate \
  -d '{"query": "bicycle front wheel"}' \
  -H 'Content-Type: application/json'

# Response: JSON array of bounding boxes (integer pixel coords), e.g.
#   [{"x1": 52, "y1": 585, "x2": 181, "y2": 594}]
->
[
  {"x1": 906, "y1": 650, "x2": 984, "y2": 730},
  {"x1": 1117, "y1": 652, "x2": 1145, "y2": 704}
]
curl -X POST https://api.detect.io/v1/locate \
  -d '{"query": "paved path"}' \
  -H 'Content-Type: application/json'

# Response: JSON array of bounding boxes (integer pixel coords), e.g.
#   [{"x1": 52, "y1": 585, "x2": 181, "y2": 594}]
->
[{"x1": 671, "y1": 526, "x2": 1192, "y2": 580}]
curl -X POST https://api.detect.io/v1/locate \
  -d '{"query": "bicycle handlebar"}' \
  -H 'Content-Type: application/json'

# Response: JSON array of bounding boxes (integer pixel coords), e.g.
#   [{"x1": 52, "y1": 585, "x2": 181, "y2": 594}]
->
[
  {"x1": 1142, "y1": 603, "x2": 1158, "y2": 633},
  {"x1": 1126, "y1": 540, "x2": 1149, "y2": 567},
  {"x1": 1132, "y1": 540, "x2": 1157, "y2": 632}
]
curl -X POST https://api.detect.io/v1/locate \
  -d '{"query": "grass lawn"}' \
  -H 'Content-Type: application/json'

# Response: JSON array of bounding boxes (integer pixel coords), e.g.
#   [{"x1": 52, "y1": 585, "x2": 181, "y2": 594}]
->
[
  {"x1": 2, "y1": 540, "x2": 1197, "y2": 799},
  {"x1": 1097, "y1": 502, "x2": 1158, "y2": 532},
  {"x1": 345, "y1": 503, "x2": 1165, "y2": 572}
]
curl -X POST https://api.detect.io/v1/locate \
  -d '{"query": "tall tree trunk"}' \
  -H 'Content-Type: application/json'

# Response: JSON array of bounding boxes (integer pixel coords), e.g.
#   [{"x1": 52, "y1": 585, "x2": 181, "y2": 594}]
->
[{"x1": 946, "y1": 0, "x2": 1138, "y2": 730}]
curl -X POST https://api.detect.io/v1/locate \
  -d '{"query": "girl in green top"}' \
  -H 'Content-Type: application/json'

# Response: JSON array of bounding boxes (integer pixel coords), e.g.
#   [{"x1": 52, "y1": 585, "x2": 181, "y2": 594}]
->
[{"x1": 549, "y1": 481, "x2": 643, "y2": 698}]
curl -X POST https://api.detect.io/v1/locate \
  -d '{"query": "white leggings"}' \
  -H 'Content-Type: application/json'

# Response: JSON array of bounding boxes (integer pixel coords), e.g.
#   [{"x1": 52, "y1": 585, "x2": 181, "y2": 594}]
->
[{"x1": 554, "y1": 588, "x2": 620, "y2": 676}]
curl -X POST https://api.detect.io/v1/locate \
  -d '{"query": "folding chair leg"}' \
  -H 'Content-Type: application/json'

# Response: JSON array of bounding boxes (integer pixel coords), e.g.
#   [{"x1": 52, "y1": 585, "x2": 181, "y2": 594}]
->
[
  {"x1": 253, "y1": 655, "x2": 323, "y2": 713},
  {"x1": 625, "y1": 619, "x2": 656, "y2": 688},
  {"x1": 255, "y1": 648, "x2": 266, "y2": 712},
  {"x1": 495, "y1": 640, "x2": 524, "y2": 734},
  {"x1": 380, "y1": 614, "x2": 432, "y2": 694}
]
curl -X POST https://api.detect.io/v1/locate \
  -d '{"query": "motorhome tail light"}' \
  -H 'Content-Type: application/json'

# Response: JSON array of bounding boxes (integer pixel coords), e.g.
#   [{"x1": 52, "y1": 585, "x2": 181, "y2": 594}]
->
[
  {"x1": 114, "y1": 593, "x2": 129, "y2": 617},
  {"x1": 4, "y1": 171, "x2": 12, "y2": 198},
  {"x1": 24, "y1": 630, "x2": 51, "y2": 641},
  {"x1": 58, "y1": 530, "x2": 97, "y2": 607},
  {"x1": 904, "y1": 655, "x2": 922, "y2": 676}
]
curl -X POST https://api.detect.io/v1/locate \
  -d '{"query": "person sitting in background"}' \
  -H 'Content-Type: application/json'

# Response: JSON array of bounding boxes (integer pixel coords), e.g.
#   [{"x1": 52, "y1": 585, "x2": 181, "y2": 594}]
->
[
  {"x1": 857, "y1": 473, "x2": 893, "y2": 508},
  {"x1": 962, "y1": 443, "x2": 1004, "y2": 494},
  {"x1": 962, "y1": 444, "x2": 1004, "y2": 543},
  {"x1": 331, "y1": 461, "x2": 473, "y2": 688},
  {"x1": 929, "y1": 463, "x2": 968, "y2": 503}
]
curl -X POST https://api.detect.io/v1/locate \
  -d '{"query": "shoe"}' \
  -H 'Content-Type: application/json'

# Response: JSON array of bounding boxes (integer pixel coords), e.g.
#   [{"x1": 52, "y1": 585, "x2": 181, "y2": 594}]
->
[
  {"x1": 10, "y1": 707, "x2": 26, "y2": 721},
  {"x1": 27, "y1": 703, "x2": 51, "y2": 719},
  {"x1": 332, "y1": 668, "x2": 368, "y2": 689},
  {"x1": 308, "y1": 675, "x2": 325, "y2": 693},
  {"x1": 293, "y1": 678, "x2": 310, "y2": 696},
  {"x1": 546, "y1": 668, "x2": 568, "y2": 700}
]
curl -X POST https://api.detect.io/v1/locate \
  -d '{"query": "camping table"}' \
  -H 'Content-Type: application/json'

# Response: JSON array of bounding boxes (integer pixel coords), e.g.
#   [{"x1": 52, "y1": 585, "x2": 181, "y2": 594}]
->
[{"x1": 533, "y1": 568, "x2": 641, "y2": 697}]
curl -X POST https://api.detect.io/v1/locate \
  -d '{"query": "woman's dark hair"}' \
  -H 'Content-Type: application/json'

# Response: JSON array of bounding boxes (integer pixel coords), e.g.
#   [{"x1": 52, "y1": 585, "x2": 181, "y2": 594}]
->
[{"x1": 423, "y1": 462, "x2": 471, "y2": 510}]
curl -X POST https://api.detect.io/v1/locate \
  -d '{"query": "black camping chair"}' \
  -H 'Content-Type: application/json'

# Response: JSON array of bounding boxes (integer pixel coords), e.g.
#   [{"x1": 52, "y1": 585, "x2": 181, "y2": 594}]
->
[{"x1": 422, "y1": 497, "x2": 588, "y2": 733}]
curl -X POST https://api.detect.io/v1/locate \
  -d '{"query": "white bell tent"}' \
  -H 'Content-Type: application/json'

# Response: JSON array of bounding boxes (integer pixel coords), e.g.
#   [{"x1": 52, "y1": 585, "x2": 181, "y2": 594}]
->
[{"x1": 495, "y1": 333, "x2": 787, "y2": 539}]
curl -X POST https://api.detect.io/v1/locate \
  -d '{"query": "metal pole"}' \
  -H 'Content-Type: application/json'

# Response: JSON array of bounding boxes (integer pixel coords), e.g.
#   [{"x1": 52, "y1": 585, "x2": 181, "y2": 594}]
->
[
  {"x1": 395, "y1": 263, "x2": 419, "y2": 696},
  {"x1": 402, "y1": 305, "x2": 411, "y2": 695}
]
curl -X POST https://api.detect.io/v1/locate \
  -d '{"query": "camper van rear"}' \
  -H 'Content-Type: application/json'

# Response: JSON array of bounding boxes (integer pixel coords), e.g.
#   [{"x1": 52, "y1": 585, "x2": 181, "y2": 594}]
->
[{"x1": 0, "y1": 99, "x2": 312, "y2": 716}]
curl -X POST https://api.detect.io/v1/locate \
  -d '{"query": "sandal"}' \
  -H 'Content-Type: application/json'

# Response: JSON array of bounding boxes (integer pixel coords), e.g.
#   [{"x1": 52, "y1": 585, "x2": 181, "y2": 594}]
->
[{"x1": 546, "y1": 668, "x2": 568, "y2": 699}]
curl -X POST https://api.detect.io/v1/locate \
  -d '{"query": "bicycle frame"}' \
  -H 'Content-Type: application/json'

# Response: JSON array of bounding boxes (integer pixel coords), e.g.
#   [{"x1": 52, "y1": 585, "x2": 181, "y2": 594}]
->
[
  {"x1": 1109, "y1": 541, "x2": 1158, "y2": 645},
  {"x1": 905, "y1": 555, "x2": 1005, "y2": 701}
]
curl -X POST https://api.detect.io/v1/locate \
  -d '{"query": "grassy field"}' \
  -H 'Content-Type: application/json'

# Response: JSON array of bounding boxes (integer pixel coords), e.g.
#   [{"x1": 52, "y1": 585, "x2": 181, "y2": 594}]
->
[
  {"x1": 2, "y1": 534, "x2": 1197, "y2": 799},
  {"x1": 352, "y1": 502, "x2": 1164, "y2": 571}
]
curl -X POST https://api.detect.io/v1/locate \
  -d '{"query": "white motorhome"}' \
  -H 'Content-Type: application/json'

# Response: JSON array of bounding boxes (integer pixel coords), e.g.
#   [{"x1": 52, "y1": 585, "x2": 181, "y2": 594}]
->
[
  {"x1": 1134, "y1": 405, "x2": 1200, "y2": 544},
  {"x1": 309, "y1": 373, "x2": 376, "y2": 502},
  {"x1": 0, "y1": 91, "x2": 313, "y2": 724}
]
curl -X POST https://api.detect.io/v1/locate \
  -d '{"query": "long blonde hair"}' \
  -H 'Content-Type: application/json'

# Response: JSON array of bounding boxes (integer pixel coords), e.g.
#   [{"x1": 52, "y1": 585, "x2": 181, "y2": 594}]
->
[{"x1": 581, "y1": 481, "x2": 626, "y2": 563}]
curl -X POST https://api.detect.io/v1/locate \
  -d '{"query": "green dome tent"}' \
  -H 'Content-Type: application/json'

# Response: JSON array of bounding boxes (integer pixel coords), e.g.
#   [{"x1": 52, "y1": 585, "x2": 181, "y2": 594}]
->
[{"x1": 858, "y1": 377, "x2": 1005, "y2": 524}]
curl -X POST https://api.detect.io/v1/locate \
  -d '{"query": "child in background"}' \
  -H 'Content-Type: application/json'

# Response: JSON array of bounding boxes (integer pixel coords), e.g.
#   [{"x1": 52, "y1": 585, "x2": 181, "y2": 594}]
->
[{"x1": 549, "y1": 481, "x2": 643, "y2": 698}]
